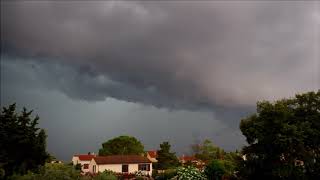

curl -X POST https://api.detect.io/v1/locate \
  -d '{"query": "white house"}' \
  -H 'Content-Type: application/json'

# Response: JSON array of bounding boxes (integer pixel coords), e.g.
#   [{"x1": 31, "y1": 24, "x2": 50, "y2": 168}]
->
[
  {"x1": 72, "y1": 154, "x2": 96, "y2": 173},
  {"x1": 89, "y1": 155, "x2": 152, "y2": 176}
]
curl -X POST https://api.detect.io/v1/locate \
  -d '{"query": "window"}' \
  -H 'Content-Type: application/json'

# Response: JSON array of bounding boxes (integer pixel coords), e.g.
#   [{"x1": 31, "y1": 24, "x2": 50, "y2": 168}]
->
[
  {"x1": 138, "y1": 164, "x2": 150, "y2": 171},
  {"x1": 83, "y1": 164, "x2": 89, "y2": 169},
  {"x1": 93, "y1": 165, "x2": 96, "y2": 173},
  {"x1": 122, "y1": 164, "x2": 129, "y2": 173}
]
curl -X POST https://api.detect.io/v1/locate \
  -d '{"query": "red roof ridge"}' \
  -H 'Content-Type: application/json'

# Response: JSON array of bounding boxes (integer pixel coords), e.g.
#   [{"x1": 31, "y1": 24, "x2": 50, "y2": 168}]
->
[
  {"x1": 74, "y1": 154, "x2": 96, "y2": 161},
  {"x1": 147, "y1": 150, "x2": 157, "y2": 158}
]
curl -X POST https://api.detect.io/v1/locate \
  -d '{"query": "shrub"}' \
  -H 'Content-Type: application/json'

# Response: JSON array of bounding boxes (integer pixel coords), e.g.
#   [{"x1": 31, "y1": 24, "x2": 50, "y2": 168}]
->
[
  {"x1": 0, "y1": 168, "x2": 5, "y2": 179},
  {"x1": 75, "y1": 163, "x2": 82, "y2": 171},
  {"x1": 135, "y1": 176, "x2": 144, "y2": 180},
  {"x1": 8, "y1": 172, "x2": 37, "y2": 180},
  {"x1": 8, "y1": 163, "x2": 81, "y2": 180},
  {"x1": 155, "y1": 169, "x2": 177, "y2": 180},
  {"x1": 152, "y1": 169, "x2": 158, "y2": 178},
  {"x1": 204, "y1": 160, "x2": 237, "y2": 180},
  {"x1": 93, "y1": 173, "x2": 117, "y2": 180},
  {"x1": 174, "y1": 166, "x2": 206, "y2": 180},
  {"x1": 92, "y1": 170, "x2": 117, "y2": 180}
]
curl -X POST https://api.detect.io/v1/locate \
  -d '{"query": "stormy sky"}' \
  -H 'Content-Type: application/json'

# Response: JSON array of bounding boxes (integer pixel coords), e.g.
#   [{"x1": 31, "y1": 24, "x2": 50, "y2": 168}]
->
[{"x1": 1, "y1": 1, "x2": 319, "y2": 161}]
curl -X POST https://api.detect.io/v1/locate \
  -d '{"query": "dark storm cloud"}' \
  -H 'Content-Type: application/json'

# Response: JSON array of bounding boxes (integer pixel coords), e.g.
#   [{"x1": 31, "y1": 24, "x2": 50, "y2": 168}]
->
[
  {"x1": 1, "y1": 57, "x2": 195, "y2": 109},
  {"x1": 1, "y1": 1, "x2": 319, "y2": 160},
  {"x1": 1, "y1": 57, "x2": 246, "y2": 160},
  {"x1": 1, "y1": 1, "x2": 319, "y2": 109}
]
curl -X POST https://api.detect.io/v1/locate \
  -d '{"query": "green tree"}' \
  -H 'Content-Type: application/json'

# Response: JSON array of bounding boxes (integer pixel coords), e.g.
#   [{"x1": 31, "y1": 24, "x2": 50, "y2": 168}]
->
[
  {"x1": 45, "y1": 155, "x2": 57, "y2": 163},
  {"x1": 224, "y1": 151, "x2": 241, "y2": 163},
  {"x1": 191, "y1": 139, "x2": 224, "y2": 163},
  {"x1": 156, "y1": 142, "x2": 180, "y2": 170},
  {"x1": 204, "y1": 159, "x2": 237, "y2": 180},
  {"x1": 239, "y1": 91, "x2": 320, "y2": 180},
  {"x1": 0, "y1": 104, "x2": 49, "y2": 177},
  {"x1": 98, "y1": 135, "x2": 144, "y2": 155}
]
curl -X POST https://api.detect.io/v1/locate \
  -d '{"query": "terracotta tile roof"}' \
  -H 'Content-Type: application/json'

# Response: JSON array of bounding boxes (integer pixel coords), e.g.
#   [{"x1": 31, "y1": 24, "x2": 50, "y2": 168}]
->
[
  {"x1": 147, "y1": 150, "x2": 157, "y2": 158},
  {"x1": 93, "y1": 155, "x2": 151, "y2": 165},
  {"x1": 179, "y1": 155, "x2": 197, "y2": 162},
  {"x1": 74, "y1": 154, "x2": 96, "y2": 161}
]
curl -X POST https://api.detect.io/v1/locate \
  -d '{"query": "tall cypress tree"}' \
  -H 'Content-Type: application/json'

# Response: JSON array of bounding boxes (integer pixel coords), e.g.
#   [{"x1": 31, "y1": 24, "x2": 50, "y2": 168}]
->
[
  {"x1": 156, "y1": 142, "x2": 180, "y2": 170},
  {"x1": 0, "y1": 104, "x2": 49, "y2": 177}
]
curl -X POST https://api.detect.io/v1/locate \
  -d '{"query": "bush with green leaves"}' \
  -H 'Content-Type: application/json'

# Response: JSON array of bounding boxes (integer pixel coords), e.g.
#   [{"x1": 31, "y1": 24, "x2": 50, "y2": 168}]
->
[
  {"x1": 93, "y1": 170, "x2": 117, "y2": 180},
  {"x1": 0, "y1": 168, "x2": 5, "y2": 179},
  {"x1": 152, "y1": 169, "x2": 158, "y2": 179},
  {"x1": 74, "y1": 163, "x2": 82, "y2": 171},
  {"x1": 204, "y1": 159, "x2": 237, "y2": 180},
  {"x1": 135, "y1": 176, "x2": 145, "y2": 180},
  {"x1": 8, "y1": 163, "x2": 81, "y2": 180},
  {"x1": 155, "y1": 169, "x2": 177, "y2": 180},
  {"x1": 8, "y1": 172, "x2": 35, "y2": 180},
  {"x1": 173, "y1": 166, "x2": 206, "y2": 180}
]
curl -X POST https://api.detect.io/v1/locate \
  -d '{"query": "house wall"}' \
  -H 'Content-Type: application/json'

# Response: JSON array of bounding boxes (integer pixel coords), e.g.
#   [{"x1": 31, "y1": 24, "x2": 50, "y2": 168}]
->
[
  {"x1": 89, "y1": 160, "x2": 152, "y2": 175},
  {"x1": 80, "y1": 160, "x2": 91, "y2": 173},
  {"x1": 89, "y1": 159, "x2": 97, "y2": 173},
  {"x1": 72, "y1": 156, "x2": 79, "y2": 165},
  {"x1": 98, "y1": 164, "x2": 122, "y2": 172},
  {"x1": 72, "y1": 157, "x2": 91, "y2": 173}
]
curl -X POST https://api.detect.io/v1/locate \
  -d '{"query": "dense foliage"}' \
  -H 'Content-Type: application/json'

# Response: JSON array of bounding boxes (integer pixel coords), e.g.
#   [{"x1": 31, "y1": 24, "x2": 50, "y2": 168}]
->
[
  {"x1": 240, "y1": 91, "x2": 320, "y2": 179},
  {"x1": 92, "y1": 170, "x2": 117, "y2": 180},
  {"x1": 156, "y1": 142, "x2": 180, "y2": 170},
  {"x1": 204, "y1": 159, "x2": 238, "y2": 180},
  {"x1": 191, "y1": 139, "x2": 225, "y2": 163},
  {"x1": 0, "y1": 104, "x2": 49, "y2": 177},
  {"x1": 8, "y1": 164, "x2": 117, "y2": 180},
  {"x1": 98, "y1": 135, "x2": 144, "y2": 155},
  {"x1": 154, "y1": 169, "x2": 177, "y2": 180},
  {"x1": 174, "y1": 166, "x2": 206, "y2": 180},
  {"x1": 8, "y1": 163, "x2": 80, "y2": 180}
]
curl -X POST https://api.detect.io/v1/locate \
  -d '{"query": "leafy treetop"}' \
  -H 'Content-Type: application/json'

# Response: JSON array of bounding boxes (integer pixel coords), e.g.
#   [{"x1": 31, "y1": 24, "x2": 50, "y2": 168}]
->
[
  {"x1": 191, "y1": 139, "x2": 225, "y2": 163},
  {"x1": 240, "y1": 90, "x2": 320, "y2": 180},
  {"x1": 98, "y1": 135, "x2": 144, "y2": 155}
]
